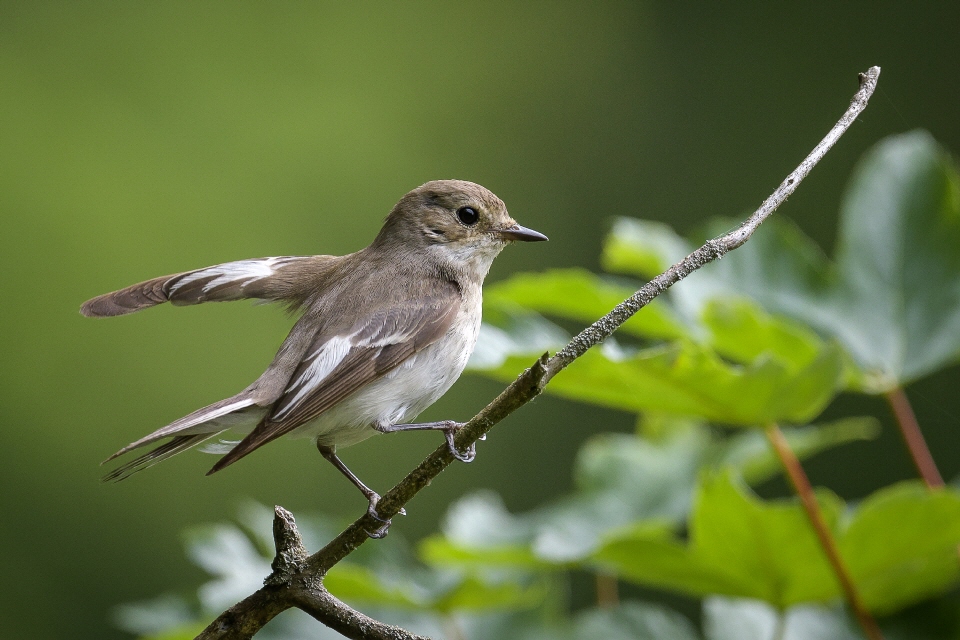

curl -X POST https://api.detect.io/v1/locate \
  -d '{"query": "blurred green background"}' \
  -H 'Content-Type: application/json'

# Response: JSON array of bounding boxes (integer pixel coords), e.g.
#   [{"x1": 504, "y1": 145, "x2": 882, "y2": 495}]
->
[{"x1": 2, "y1": 2, "x2": 960, "y2": 638}]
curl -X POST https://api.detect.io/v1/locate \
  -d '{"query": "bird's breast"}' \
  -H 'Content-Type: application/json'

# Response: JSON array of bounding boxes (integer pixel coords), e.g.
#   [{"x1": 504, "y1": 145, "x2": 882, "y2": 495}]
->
[{"x1": 298, "y1": 285, "x2": 484, "y2": 447}]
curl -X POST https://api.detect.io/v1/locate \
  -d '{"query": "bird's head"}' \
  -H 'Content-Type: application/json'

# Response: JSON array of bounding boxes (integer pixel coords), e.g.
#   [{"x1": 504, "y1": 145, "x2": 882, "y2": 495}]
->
[{"x1": 375, "y1": 180, "x2": 547, "y2": 275}]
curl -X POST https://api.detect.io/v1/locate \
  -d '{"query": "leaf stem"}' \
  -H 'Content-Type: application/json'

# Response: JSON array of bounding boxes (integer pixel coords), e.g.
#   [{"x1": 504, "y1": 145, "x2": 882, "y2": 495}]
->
[
  {"x1": 884, "y1": 387, "x2": 944, "y2": 488},
  {"x1": 595, "y1": 572, "x2": 620, "y2": 609},
  {"x1": 764, "y1": 424, "x2": 883, "y2": 640}
]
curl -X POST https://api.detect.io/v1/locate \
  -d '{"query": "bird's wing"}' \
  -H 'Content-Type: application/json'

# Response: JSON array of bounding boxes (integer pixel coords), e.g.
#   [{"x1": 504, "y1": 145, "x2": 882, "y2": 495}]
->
[
  {"x1": 208, "y1": 288, "x2": 461, "y2": 472},
  {"x1": 81, "y1": 256, "x2": 331, "y2": 317}
]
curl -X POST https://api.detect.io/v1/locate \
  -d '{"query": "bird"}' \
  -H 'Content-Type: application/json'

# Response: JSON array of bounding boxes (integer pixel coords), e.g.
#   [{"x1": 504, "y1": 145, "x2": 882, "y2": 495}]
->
[{"x1": 82, "y1": 180, "x2": 547, "y2": 537}]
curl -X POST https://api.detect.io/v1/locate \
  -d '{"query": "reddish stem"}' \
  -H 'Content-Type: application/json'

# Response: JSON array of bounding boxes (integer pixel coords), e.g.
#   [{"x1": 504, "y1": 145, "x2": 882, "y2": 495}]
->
[
  {"x1": 884, "y1": 387, "x2": 944, "y2": 488},
  {"x1": 765, "y1": 424, "x2": 884, "y2": 640},
  {"x1": 595, "y1": 572, "x2": 619, "y2": 609}
]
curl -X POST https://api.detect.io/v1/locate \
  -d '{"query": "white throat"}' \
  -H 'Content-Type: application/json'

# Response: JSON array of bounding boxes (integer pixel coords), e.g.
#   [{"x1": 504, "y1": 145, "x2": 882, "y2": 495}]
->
[{"x1": 430, "y1": 238, "x2": 506, "y2": 282}]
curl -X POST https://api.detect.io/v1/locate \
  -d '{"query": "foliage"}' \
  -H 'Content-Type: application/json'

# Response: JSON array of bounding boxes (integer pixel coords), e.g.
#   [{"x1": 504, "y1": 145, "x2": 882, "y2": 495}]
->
[
  {"x1": 595, "y1": 474, "x2": 960, "y2": 614},
  {"x1": 123, "y1": 131, "x2": 960, "y2": 639},
  {"x1": 588, "y1": 130, "x2": 960, "y2": 393}
]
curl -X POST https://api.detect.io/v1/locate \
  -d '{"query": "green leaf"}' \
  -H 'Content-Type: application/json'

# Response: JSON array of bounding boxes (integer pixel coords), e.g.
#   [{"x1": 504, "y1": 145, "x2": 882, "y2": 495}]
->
[
  {"x1": 595, "y1": 474, "x2": 960, "y2": 614},
  {"x1": 601, "y1": 217, "x2": 735, "y2": 325},
  {"x1": 703, "y1": 597, "x2": 861, "y2": 640},
  {"x1": 702, "y1": 298, "x2": 830, "y2": 371},
  {"x1": 420, "y1": 536, "x2": 548, "y2": 570},
  {"x1": 462, "y1": 602, "x2": 703, "y2": 640},
  {"x1": 600, "y1": 132, "x2": 960, "y2": 390},
  {"x1": 325, "y1": 564, "x2": 425, "y2": 609},
  {"x1": 828, "y1": 131, "x2": 960, "y2": 385},
  {"x1": 177, "y1": 502, "x2": 550, "y2": 619},
  {"x1": 693, "y1": 216, "x2": 835, "y2": 330},
  {"x1": 468, "y1": 308, "x2": 568, "y2": 370},
  {"x1": 840, "y1": 482, "x2": 960, "y2": 614},
  {"x1": 182, "y1": 524, "x2": 272, "y2": 613},
  {"x1": 424, "y1": 420, "x2": 877, "y2": 569},
  {"x1": 326, "y1": 562, "x2": 546, "y2": 613},
  {"x1": 593, "y1": 471, "x2": 844, "y2": 608},
  {"x1": 420, "y1": 536, "x2": 539, "y2": 568},
  {"x1": 421, "y1": 490, "x2": 559, "y2": 569},
  {"x1": 424, "y1": 423, "x2": 718, "y2": 568},
  {"x1": 602, "y1": 218, "x2": 693, "y2": 279},
  {"x1": 486, "y1": 268, "x2": 687, "y2": 340},
  {"x1": 571, "y1": 601, "x2": 701, "y2": 640},
  {"x1": 705, "y1": 592, "x2": 960, "y2": 640},
  {"x1": 431, "y1": 575, "x2": 547, "y2": 613},
  {"x1": 477, "y1": 338, "x2": 845, "y2": 426},
  {"x1": 695, "y1": 132, "x2": 960, "y2": 390}
]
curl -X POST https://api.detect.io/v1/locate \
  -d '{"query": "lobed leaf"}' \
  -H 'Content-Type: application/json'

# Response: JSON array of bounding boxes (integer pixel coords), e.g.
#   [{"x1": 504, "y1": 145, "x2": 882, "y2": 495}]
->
[
  {"x1": 422, "y1": 420, "x2": 875, "y2": 568},
  {"x1": 702, "y1": 597, "x2": 861, "y2": 640},
  {"x1": 677, "y1": 131, "x2": 960, "y2": 390},
  {"x1": 486, "y1": 268, "x2": 687, "y2": 340},
  {"x1": 839, "y1": 482, "x2": 960, "y2": 614},
  {"x1": 570, "y1": 601, "x2": 701, "y2": 640},
  {"x1": 594, "y1": 471, "x2": 843, "y2": 608},
  {"x1": 476, "y1": 336, "x2": 845, "y2": 426},
  {"x1": 593, "y1": 474, "x2": 960, "y2": 613}
]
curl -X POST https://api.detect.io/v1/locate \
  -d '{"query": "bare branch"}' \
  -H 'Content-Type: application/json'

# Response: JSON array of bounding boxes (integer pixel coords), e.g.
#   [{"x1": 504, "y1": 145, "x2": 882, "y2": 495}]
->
[
  {"x1": 196, "y1": 66, "x2": 881, "y2": 640},
  {"x1": 545, "y1": 65, "x2": 881, "y2": 376},
  {"x1": 293, "y1": 588, "x2": 430, "y2": 640},
  {"x1": 196, "y1": 588, "x2": 289, "y2": 640}
]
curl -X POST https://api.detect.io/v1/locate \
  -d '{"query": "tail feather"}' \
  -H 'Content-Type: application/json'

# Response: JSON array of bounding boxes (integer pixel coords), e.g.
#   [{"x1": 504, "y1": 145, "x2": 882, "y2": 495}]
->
[
  {"x1": 102, "y1": 433, "x2": 223, "y2": 482},
  {"x1": 103, "y1": 395, "x2": 259, "y2": 463}
]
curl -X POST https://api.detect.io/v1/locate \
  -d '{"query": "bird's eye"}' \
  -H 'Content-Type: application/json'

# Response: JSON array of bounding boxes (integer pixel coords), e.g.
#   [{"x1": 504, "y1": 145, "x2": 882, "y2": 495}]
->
[{"x1": 456, "y1": 206, "x2": 479, "y2": 226}]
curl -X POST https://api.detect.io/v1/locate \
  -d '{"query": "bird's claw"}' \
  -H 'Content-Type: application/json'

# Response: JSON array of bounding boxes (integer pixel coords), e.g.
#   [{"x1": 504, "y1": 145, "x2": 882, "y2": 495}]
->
[
  {"x1": 366, "y1": 521, "x2": 390, "y2": 539},
  {"x1": 443, "y1": 422, "x2": 476, "y2": 463},
  {"x1": 364, "y1": 494, "x2": 405, "y2": 539}
]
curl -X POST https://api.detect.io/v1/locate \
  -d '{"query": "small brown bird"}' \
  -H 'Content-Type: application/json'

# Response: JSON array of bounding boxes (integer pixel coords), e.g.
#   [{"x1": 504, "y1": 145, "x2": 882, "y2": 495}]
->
[{"x1": 83, "y1": 180, "x2": 546, "y2": 536}]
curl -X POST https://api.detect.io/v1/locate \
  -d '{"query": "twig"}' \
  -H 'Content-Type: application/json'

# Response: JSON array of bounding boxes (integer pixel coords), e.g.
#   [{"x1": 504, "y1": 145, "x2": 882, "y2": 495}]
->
[
  {"x1": 544, "y1": 66, "x2": 881, "y2": 376},
  {"x1": 884, "y1": 387, "x2": 944, "y2": 488},
  {"x1": 293, "y1": 589, "x2": 429, "y2": 640},
  {"x1": 765, "y1": 424, "x2": 883, "y2": 640},
  {"x1": 195, "y1": 66, "x2": 881, "y2": 640}
]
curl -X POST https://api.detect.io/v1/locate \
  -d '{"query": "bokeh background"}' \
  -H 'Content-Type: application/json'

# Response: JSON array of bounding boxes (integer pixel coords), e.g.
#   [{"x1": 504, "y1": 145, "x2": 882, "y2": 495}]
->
[{"x1": 3, "y1": 2, "x2": 960, "y2": 638}]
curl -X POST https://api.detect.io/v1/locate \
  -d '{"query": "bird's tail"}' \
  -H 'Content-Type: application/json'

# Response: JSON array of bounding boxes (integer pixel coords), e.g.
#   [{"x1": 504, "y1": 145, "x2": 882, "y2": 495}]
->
[
  {"x1": 101, "y1": 393, "x2": 265, "y2": 482},
  {"x1": 102, "y1": 433, "x2": 223, "y2": 482}
]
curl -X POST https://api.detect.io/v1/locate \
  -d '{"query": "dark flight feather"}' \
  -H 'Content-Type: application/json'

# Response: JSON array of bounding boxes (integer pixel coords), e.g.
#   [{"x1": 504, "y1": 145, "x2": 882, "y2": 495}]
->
[
  {"x1": 208, "y1": 295, "x2": 459, "y2": 473},
  {"x1": 102, "y1": 433, "x2": 221, "y2": 482}
]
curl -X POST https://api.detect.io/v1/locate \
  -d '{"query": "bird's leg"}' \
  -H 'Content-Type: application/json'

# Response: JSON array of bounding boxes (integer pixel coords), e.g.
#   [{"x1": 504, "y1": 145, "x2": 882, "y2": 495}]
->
[
  {"x1": 374, "y1": 420, "x2": 480, "y2": 463},
  {"x1": 316, "y1": 443, "x2": 404, "y2": 539}
]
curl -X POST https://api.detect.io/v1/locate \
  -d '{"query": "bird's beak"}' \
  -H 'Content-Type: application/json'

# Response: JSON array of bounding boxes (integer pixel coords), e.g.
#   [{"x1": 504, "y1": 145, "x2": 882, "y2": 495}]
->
[{"x1": 495, "y1": 223, "x2": 548, "y2": 242}]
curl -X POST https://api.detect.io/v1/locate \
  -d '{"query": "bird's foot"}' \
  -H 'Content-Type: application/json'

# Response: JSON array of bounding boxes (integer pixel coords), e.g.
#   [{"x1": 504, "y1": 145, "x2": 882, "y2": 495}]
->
[
  {"x1": 364, "y1": 493, "x2": 406, "y2": 539},
  {"x1": 441, "y1": 421, "x2": 476, "y2": 463}
]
